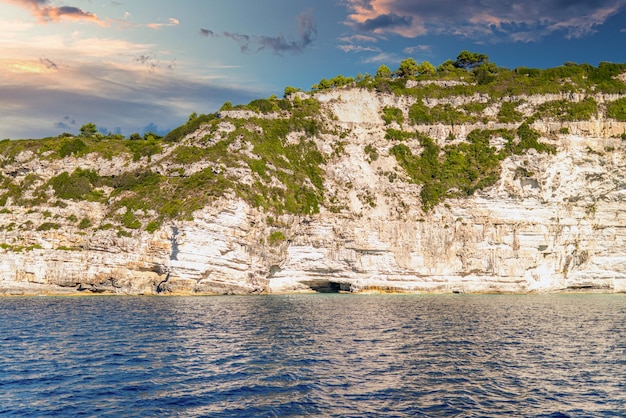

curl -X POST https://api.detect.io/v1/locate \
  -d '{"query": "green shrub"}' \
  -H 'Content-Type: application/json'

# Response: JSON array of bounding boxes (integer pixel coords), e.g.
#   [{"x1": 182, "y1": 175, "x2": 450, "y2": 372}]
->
[
  {"x1": 121, "y1": 210, "x2": 141, "y2": 229},
  {"x1": 125, "y1": 136, "x2": 162, "y2": 161},
  {"x1": 312, "y1": 74, "x2": 354, "y2": 91},
  {"x1": 408, "y1": 101, "x2": 475, "y2": 125},
  {"x1": 248, "y1": 159, "x2": 268, "y2": 178},
  {"x1": 607, "y1": 98, "x2": 626, "y2": 121},
  {"x1": 390, "y1": 127, "x2": 550, "y2": 211},
  {"x1": 105, "y1": 170, "x2": 162, "y2": 193},
  {"x1": 146, "y1": 221, "x2": 161, "y2": 233},
  {"x1": 248, "y1": 98, "x2": 280, "y2": 113},
  {"x1": 171, "y1": 146, "x2": 205, "y2": 165},
  {"x1": 163, "y1": 113, "x2": 217, "y2": 143},
  {"x1": 364, "y1": 144, "x2": 379, "y2": 162},
  {"x1": 385, "y1": 129, "x2": 414, "y2": 141},
  {"x1": 381, "y1": 107, "x2": 404, "y2": 125},
  {"x1": 532, "y1": 98, "x2": 598, "y2": 122},
  {"x1": 497, "y1": 101, "x2": 523, "y2": 123},
  {"x1": 284, "y1": 86, "x2": 302, "y2": 97},
  {"x1": 49, "y1": 169, "x2": 101, "y2": 201},
  {"x1": 513, "y1": 123, "x2": 556, "y2": 154},
  {"x1": 117, "y1": 229, "x2": 132, "y2": 238},
  {"x1": 37, "y1": 222, "x2": 60, "y2": 231},
  {"x1": 0, "y1": 177, "x2": 23, "y2": 206},
  {"x1": 78, "y1": 218, "x2": 92, "y2": 229},
  {"x1": 59, "y1": 138, "x2": 86, "y2": 157},
  {"x1": 408, "y1": 101, "x2": 433, "y2": 124},
  {"x1": 268, "y1": 231, "x2": 286, "y2": 245}
]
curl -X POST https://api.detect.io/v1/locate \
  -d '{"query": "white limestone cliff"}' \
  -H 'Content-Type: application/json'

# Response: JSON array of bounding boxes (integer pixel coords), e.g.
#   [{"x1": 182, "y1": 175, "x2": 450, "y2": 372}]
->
[{"x1": 1, "y1": 88, "x2": 625, "y2": 295}]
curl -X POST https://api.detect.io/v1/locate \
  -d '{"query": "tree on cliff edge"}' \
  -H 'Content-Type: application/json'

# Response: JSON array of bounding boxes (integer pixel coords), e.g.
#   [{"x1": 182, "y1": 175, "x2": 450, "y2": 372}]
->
[
  {"x1": 454, "y1": 50, "x2": 489, "y2": 70},
  {"x1": 79, "y1": 123, "x2": 97, "y2": 137}
]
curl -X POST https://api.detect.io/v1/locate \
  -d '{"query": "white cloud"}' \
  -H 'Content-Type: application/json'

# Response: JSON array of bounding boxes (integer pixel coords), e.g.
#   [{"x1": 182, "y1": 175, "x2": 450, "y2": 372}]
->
[
  {"x1": 338, "y1": 44, "x2": 380, "y2": 53},
  {"x1": 404, "y1": 44, "x2": 431, "y2": 54},
  {"x1": 147, "y1": 17, "x2": 180, "y2": 30}
]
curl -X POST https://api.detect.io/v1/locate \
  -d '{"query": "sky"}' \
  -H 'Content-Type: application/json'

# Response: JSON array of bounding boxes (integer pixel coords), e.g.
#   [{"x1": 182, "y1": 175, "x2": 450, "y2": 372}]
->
[{"x1": 1, "y1": 0, "x2": 626, "y2": 139}]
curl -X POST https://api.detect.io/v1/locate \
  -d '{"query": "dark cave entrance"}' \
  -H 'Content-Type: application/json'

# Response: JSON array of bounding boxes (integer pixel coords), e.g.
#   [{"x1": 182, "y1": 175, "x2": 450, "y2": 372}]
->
[{"x1": 301, "y1": 280, "x2": 349, "y2": 293}]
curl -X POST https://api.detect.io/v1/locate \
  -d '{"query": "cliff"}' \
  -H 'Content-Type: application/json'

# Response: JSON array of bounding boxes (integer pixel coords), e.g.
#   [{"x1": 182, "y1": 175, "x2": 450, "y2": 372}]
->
[{"x1": 2, "y1": 71, "x2": 626, "y2": 295}]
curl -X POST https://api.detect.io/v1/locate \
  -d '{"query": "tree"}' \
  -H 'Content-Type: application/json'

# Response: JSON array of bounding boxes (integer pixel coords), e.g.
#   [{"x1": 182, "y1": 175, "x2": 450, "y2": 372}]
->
[
  {"x1": 437, "y1": 59, "x2": 457, "y2": 73},
  {"x1": 313, "y1": 78, "x2": 333, "y2": 90},
  {"x1": 417, "y1": 61, "x2": 436, "y2": 76},
  {"x1": 79, "y1": 122, "x2": 97, "y2": 137},
  {"x1": 283, "y1": 86, "x2": 302, "y2": 98},
  {"x1": 375, "y1": 64, "x2": 392, "y2": 79},
  {"x1": 472, "y1": 61, "x2": 499, "y2": 84},
  {"x1": 396, "y1": 58, "x2": 419, "y2": 78},
  {"x1": 454, "y1": 50, "x2": 489, "y2": 70}
]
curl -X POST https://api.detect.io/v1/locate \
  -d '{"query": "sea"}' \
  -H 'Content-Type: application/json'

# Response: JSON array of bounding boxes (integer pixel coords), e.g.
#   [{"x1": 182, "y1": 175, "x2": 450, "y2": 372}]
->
[{"x1": 0, "y1": 293, "x2": 625, "y2": 417}]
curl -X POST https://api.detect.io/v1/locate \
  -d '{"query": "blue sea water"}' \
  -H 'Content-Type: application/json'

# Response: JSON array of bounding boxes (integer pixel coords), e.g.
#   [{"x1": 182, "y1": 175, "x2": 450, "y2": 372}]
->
[{"x1": 0, "y1": 293, "x2": 625, "y2": 417}]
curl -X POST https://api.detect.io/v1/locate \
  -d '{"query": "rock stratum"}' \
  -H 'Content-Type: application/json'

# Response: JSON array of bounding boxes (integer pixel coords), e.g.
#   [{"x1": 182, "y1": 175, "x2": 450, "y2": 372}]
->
[{"x1": 2, "y1": 71, "x2": 626, "y2": 295}]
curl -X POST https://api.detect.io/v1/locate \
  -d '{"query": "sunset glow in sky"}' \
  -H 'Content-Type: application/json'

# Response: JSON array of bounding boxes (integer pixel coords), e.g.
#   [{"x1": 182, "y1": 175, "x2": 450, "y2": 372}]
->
[{"x1": 2, "y1": 0, "x2": 626, "y2": 139}]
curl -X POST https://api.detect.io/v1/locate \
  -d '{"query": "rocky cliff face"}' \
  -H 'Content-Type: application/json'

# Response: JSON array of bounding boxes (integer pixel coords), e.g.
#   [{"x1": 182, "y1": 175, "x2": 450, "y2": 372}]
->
[{"x1": 1, "y1": 87, "x2": 625, "y2": 295}]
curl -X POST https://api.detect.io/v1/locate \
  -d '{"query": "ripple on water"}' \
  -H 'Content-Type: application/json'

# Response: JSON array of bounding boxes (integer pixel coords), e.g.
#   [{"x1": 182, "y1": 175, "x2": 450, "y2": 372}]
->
[{"x1": 0, "y1": 294, "x2": 625, "y2": 416}]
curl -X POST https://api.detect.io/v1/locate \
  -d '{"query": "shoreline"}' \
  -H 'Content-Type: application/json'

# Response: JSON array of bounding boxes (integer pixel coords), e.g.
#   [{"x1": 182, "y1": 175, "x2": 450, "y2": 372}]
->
[{"x1": 1, "y1": 287, "x2": 624, "y2": 298}]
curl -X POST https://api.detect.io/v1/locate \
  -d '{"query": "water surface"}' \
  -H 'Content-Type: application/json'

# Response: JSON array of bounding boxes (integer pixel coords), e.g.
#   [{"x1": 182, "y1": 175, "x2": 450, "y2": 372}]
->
[{"x1": 1, "y1": 294, "x2": 625, "y2": 417}]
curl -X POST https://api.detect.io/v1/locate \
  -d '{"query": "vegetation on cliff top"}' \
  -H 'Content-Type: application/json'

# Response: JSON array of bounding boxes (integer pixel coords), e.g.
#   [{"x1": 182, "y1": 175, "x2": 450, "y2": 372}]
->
[{"x1": 363, "y1": 53, "x2": 626, "y2": 97}]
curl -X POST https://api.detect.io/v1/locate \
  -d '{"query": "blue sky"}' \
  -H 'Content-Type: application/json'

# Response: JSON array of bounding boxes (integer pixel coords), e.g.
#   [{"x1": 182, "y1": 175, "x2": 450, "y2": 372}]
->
[{"x1": 1, "y1": 0, "x2": 625, "y2": 139}]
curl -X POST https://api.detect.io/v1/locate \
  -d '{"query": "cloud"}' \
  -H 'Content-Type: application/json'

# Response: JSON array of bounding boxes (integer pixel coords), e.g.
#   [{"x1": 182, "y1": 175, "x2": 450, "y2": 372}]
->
[
  {"x1": 404, "y1": 44, "x2": 431, "y2": 54},
  {"x1": 54, "y1": 115, "x2": 76, "y2": 131},
  {"x1": 0, "y1": 62, "x2": 264, "y2": 139},
  {"x1": 338, "y1": 34, "x2": 379, "y2": 43},
  {"x1": 355, "y1": 12, "x2": 413, "y2": 33},
  {"x1": 4, "y1": 0, "x2": 104, "y2": 25},
  {"x1": 39, "y1": 57, "x2": 58, "y2": 70},
  {"x1": 337, "y1": 28, "x2": 381, "y2": 55},
  {"x1": 141, "y1": 122, "x2": 169, "y2": 136},
  {"x1": 338, "y1": 44, "x2": 380, "y2": 53},
  {"x1": 199, "y1": 28, "x2": 215, "y2": 37},
  {"x1": 200, "y1": 9, "x2": 317, "y2": 55},
  {"x1": 0, "y1": 29, "x2": 264, "y2": 139},
  {"x1": 344, "y1": 0, "x2": 626, "y2": 41},
  {"x1": 221, "y1": 32, "x2": 252, "y2": 52},
  {"x1": 133, "y1": 54, "x2": 177, "y2": 72},
  {"x1": 362, "y1": 52, "x2": 402, "y2": 64},
  {"x1": 147, "y1": 17, "x2": 180, "y2": 30}
]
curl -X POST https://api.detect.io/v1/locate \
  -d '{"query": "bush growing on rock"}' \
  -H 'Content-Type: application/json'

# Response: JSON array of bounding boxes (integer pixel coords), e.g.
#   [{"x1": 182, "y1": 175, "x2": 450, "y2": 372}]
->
[
  {"x1": 607, "y1": 98, "x2": 626, "y2": 121},
  {"x1": 49, "y1": 169, "x2": 101, "y2": 201},
  {"x1": 59, "y1": 138, "x2": 87, "y2": 158}
]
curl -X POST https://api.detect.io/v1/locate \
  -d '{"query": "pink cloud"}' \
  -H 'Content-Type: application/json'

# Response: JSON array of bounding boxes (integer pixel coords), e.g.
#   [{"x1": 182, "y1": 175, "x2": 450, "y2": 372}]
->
[
  {"x1": 4, "y1": 0, "x2": 104, "y2": 25},
  {"x1": 147, "y1": 17, "x2": 180, "y2": 30},
  {"x1": 344, "y1": 0, "x2": 626, "y2": 41}
]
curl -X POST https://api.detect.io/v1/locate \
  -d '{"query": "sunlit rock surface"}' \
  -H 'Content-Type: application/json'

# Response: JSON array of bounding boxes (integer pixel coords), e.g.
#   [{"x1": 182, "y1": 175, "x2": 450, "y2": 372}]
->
[{"x1": 1, "y1": 88, "x2": 625, "y2": 295}]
